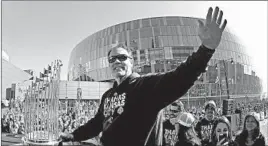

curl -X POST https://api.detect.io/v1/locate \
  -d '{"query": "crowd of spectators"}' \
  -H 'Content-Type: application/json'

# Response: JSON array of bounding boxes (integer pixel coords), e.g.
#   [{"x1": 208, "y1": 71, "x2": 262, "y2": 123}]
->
[{"x1": 1, "y1": 97, "x2": 267, "y2": 141}]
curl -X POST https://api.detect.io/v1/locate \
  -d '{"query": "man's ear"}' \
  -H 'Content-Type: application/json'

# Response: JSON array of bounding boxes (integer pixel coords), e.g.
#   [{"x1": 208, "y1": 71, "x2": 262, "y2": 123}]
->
[{"x1": 130, "y1": 58, "x2": 134, "y2": 65}]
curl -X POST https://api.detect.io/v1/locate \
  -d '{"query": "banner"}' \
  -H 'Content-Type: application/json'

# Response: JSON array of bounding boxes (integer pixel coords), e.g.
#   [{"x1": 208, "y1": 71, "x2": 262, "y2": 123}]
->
[{"x1": 77, "y1": 88, "x2": 82, "y2": 100}]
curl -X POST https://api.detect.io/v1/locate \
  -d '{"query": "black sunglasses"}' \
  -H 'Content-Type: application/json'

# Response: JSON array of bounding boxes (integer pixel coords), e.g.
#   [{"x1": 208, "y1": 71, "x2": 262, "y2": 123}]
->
[
  {"x1": 108, "y1": 54, "x2": 132, "y2": 63},
  {"x1": 170, "y1": 110, "x2": 180, "y2": 113}
]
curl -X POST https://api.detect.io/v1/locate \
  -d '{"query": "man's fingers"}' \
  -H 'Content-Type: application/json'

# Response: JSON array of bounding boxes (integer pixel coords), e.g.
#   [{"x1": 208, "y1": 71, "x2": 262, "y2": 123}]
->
[
  {"x1": 217, "y1": 11, "x2": 223, "y2": 25},
  {"x1": 220, "y1": 19, "x2": 228, "y2": 31},
  {"x1": 206, "y1": 7, "x2": 213, "y2": 25},
  {"x1": 212, "y1": 7, "x2": 220, "y2": 23}
]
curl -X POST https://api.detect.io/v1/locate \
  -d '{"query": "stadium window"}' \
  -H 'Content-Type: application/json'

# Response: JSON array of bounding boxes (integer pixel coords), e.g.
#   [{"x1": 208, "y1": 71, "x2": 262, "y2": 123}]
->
[
  {"x1": 111, "y1": 26, "x2": 115, "y2": 34},
  {"x1": 100, "y1": 38, "x2": 104, "y2": 48},
  {"x1": 171, "y1": 26, "x2": 178, "y2": 36},
  {"x1": 180, "y1": 26, "x2": 187, "y2": 36},
  {"x1": 151, "y1": 18, "x2": 159, "y2": 27},
  {"x1": 142, "y1": 18, "x2": 151, "y2": 28},
  {"x1": 140, "y1": 27, "x2": 153, "y2": 38},
  {"x1": 126, "y1": 22, "x2": 131, "y2": 30},
  {"x1": 154, "y1": 36, "x2": 161, "y2": 48},
  {"x1": 177, "y1": 26, "x2": 182, "y2": 36},
  {"x1": 132, "y1": 20, "x2": 140, "y2": 29},
  {"x1": 167, "y1": 26, "x2": 173, "y2": 36},
  {"x1": 166, "y1": 17, "x2": 180, "y2": 26},
  {"x1": 119, "y1": 32, "x2": 124, "y2": 42},
  {"x1": 104, "y1": 37, "x2": 108, "y2": 46},
  {"x1": 120, "y1": 23, "x2": 124, "y2": 32},
  {"x1": 185, "y1": 26, "x2": 191, "y2": 35},
  {"x1": 148, "y1": 49, "x2": 155, "y2": 60},
  {"x1": 115, "y1": 24, "x2": 120, "y2": 33},
  {"x1": 162, "y1": 36, "x2": 169, "y2": 47},
  {"x1": 96, "y1": 46, "x2": 100, "y2": 58},
  {"x1": 112, "y1": 34, "x2": 117, "y2": 44},
  {"x1": 159, "y1": 17, "x2": 165, "y2": 26},
  {"x1": 153, "y1": 27, "x2": 161, "y2": 36},
  {"x1": 160, "y1": 26, "x2": 168, "y2": 36},
  {"x1": 172, "y1": 36, "x2": 179, "y2": 46},
  {"x1": 103, "y1": 29, "x2": 107, "y2": 37},
  {"x1": 182, "y1": 36, "x2": 189, "y2": 46},
  {"x1": 107, "y1": 27, "x2": 111, "y2": 35},
  {"x1": 177, "y1": 36, "x2": 183, "y2": 46},
  {"x1": 129, "y1": 29, "x2": 139, "y2": 41},
  {"x1": 167, "y1": 36, "x2": 174, "y2": 46}
]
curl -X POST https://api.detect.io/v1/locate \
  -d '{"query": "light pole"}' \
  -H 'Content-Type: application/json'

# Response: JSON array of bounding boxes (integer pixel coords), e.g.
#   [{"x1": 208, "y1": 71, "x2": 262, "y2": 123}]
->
[
  {"x1": 65, "y1": 82, "x2": 68, "y2": 113},
  {"x1": 215, "y1": 58, "x2": 234, "y2": 99}
]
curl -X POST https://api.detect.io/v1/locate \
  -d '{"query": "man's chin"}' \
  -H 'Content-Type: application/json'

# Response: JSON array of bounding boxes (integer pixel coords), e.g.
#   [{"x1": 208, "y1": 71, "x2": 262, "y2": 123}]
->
[{"x1": 114, "y1": 72, "x2": 126, "y2": 78}]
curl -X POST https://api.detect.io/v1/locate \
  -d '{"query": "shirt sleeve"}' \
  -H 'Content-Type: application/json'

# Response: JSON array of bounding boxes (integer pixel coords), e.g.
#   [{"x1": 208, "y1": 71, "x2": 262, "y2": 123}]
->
[
  {"x1": 137, "y1": 45, "x2": 215, "y2": 110},
  {"x1": 71, "y1": 90, "x2": 109, "y2": 141}
]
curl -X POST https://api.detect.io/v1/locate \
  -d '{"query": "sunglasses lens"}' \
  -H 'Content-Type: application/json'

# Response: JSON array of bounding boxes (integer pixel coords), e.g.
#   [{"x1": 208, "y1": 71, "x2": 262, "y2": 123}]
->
[
  {"x1": 108, "y1": 58, "x2": 115, "y2": 63},
  {"x1": 118, "y1": 55, "x2": 128, "y2": 61},
  {"x1": 108, "y1": 55, "x2": 128, "y2": 63}
]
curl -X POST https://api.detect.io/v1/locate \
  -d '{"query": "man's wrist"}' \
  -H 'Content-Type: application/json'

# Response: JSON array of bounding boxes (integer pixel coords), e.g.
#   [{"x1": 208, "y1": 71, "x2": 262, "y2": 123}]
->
[
  {"x1": 201, "y1": 44, "x2": 214, "y2": 50},
  {"x1": 200, "y1": 44, "x2": 215, "y2": 55}
]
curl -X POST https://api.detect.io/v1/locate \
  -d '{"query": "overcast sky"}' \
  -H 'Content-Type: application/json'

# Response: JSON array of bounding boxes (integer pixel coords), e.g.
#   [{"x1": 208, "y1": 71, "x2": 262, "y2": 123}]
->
[{"x1": 2, "y1": 1, "x2": 267, "y2": 92}]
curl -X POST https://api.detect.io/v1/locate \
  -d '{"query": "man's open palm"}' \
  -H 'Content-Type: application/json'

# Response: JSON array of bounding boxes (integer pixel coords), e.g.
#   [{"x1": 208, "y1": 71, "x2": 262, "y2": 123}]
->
[{"x1": 198, "y1": 7, "x2": 227, "y2": 50}]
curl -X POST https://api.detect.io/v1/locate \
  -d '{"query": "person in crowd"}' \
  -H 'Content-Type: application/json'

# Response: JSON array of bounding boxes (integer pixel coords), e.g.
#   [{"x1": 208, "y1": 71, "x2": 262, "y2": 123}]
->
[
  {"x1": 66, "y1": 7, "x2": 228, "y2": 146},
  {"x1": 175, "y1": 112, "x2": 201, "y2": 146},
  {"x1": 195, "y1": 100, "x2": 217, "y2": 146},
  {"x1": 234, "y1": 112, "x2": 265, "y2": 146},
  {"x1": 208, "y1": 116, "x2": 237, "y2": 146},
  {"x1": 145, "y1": 100, "x2": 185, "y2": 146}
]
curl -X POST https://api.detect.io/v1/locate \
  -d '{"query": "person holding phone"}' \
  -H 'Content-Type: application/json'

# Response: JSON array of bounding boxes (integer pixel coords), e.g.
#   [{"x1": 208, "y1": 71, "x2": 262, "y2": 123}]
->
[{"x1": 208, "y1": 116, "x2": 237, "y2": 146}]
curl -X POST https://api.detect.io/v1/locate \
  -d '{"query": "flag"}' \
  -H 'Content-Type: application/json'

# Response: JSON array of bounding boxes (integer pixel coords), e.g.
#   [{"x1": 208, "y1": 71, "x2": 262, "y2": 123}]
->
[
  {"x1": 40, "y1": 72, "x2": 48, "y2": 78},
  {"x1": 35, "y1": 77, "x2": 44, "y2": 82},
  {"x1": 44, "y1": 83, "x2": 49, "y2": 87},
  {"x1": 48, "y1": 65, "x2": 52, "y2": 71},
  {"x1": 40, "y1": 86, "x2": 46, "y2": 91},
  {"x1": 215, "y1": 76, "x2": 219, "y2": 83},
  {"x1": 44, "y1": 68, "x2": 51, "y2": 74},
  {"x1": 59, "y1": 60, "x2": 63, "y2": 66}
]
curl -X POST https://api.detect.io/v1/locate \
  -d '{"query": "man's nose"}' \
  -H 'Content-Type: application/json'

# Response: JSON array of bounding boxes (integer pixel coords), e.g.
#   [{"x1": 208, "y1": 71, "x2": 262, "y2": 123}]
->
[{"x1": 113, "y1": 58, "x2": 121, "y2": 63}]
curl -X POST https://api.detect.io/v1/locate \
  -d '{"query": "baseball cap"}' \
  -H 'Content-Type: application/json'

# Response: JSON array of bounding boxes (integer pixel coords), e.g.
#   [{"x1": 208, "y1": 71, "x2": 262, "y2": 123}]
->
[
  {"x1": 205, "y1": 100, "x2": 216, "y2": 110},
  {"x1": 177, "y1": 112, "x2": 195, "y2": 127}
]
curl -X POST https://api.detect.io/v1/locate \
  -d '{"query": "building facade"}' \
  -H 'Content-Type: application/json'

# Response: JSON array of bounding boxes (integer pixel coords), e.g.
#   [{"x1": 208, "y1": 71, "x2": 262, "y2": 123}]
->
[
  {"x1": 67, "y1": 16, "x2": 262, "y2": 105},
  {"x1": 2, "y1": 50, "x2": 33, "y2": 100}
]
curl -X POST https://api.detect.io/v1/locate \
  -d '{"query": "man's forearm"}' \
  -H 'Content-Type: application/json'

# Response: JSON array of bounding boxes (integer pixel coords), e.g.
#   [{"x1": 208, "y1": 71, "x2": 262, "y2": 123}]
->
[
  {"x1": 139, "y1": 44, "x2": 215, "y2": 109},
  {"x1": 72, "y1": 113, "x2": 103, "y2": 141}
]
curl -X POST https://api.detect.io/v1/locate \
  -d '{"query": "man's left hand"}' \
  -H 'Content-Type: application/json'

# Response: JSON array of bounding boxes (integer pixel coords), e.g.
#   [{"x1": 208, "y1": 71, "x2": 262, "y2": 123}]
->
[{"x1": 198, "y1": 6, "x2": 227, "y2": 50}]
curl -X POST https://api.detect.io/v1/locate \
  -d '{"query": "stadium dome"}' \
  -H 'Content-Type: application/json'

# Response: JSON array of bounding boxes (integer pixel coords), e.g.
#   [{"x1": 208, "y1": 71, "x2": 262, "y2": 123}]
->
[{"x1": 68, "y1": 16, "x2": 262, "y2": 103}]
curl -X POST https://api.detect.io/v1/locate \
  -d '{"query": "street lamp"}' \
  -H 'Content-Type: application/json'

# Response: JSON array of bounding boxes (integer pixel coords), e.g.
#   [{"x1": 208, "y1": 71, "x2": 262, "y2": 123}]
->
[{"x1": 215, "y1": 58, "x2": 234, "y2": 99}]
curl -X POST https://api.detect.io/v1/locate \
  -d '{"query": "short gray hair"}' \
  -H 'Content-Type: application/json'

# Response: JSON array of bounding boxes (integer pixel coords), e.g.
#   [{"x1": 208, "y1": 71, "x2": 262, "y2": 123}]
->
[{"x1": 107, "y1": 42, "x2": 133, "y2": 57}]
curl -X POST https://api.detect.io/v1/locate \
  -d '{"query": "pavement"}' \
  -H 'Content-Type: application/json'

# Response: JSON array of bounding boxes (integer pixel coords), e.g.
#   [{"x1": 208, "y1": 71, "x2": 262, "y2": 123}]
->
[{"x1": 1, "y1": 133, "x2": 24, "y2": 146}]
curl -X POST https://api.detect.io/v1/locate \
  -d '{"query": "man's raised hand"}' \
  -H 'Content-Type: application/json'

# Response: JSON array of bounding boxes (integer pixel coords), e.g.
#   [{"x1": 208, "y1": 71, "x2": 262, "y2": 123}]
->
[{"x1": 198, "y1": 6, "x2": 227, "y2": 50}]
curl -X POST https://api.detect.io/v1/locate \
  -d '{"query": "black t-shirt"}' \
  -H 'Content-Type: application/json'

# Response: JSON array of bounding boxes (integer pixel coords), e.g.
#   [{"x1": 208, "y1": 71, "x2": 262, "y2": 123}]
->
[
  {"x1": 163, "y1": 120, "x2": 178, "y2": 146},
  {"x1": 235, "y1": 109, "x2": 241, "y2": 114},
  {"x1": 195, "y1": 118, "x2": 215, "y2": 146}
]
